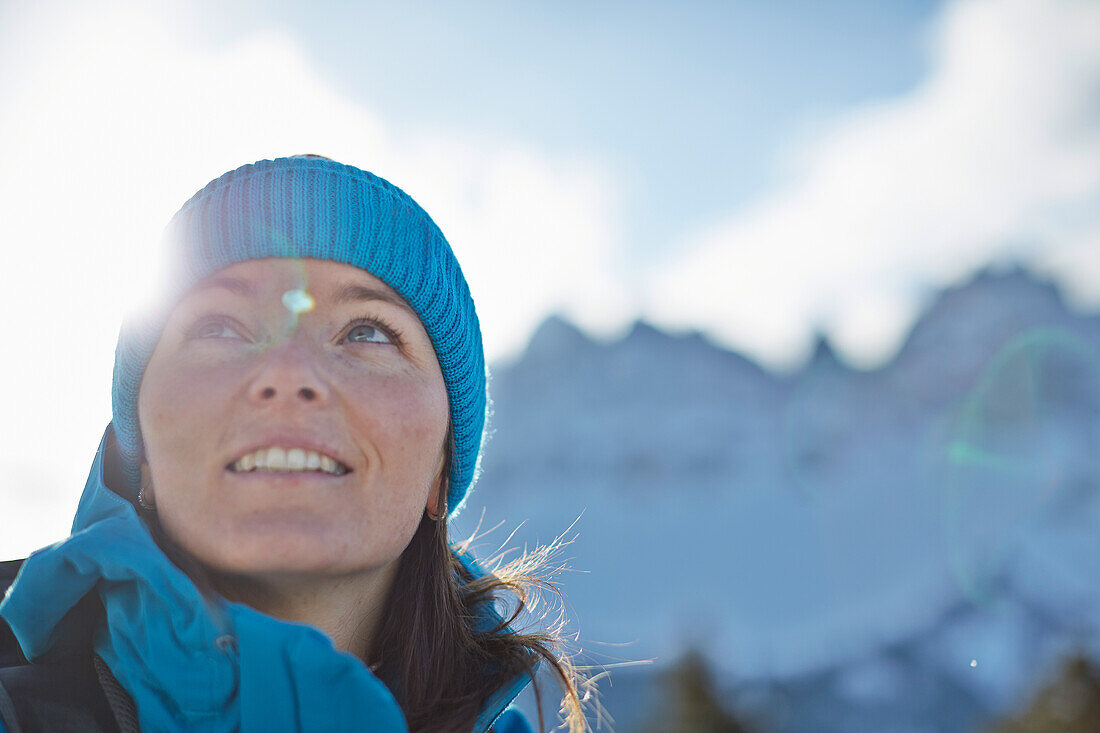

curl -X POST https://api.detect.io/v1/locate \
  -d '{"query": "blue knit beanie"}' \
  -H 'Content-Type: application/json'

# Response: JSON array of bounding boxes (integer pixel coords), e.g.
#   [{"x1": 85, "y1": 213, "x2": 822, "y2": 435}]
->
[{"x1": 111, "y1": 156, "x2": 486, "y2": 517}]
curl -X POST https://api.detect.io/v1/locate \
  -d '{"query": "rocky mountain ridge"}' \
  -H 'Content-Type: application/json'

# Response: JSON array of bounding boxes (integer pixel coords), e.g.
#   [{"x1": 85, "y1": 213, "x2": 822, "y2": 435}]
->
[{"x1": 454, "y1": 264, "x2": 1100, "y2": 730}]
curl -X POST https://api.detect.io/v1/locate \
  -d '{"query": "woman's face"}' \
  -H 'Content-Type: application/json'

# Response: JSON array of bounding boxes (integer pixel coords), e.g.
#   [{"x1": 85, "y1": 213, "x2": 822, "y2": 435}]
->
[{"x1": 137, "y1": 258, "x2": 449, "y2": 581}]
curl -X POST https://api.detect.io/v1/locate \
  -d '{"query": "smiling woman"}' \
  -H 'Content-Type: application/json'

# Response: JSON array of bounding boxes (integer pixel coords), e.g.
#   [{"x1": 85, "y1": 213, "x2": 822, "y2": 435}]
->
[
  {"x1": 0, "y1": 157, "x2": 589, "y2": 733},
  {"x1": 139, "y1": 260, "x2": 450, "y2": 600}
]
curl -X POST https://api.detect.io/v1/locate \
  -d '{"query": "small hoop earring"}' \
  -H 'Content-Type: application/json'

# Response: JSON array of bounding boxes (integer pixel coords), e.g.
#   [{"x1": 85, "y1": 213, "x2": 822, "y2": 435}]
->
[
  {"x1": 427, "y1": 496, "x2": 448, "y2": 522},
  {"x1": 138, "y1": 485, "x2": 156, "y2": 512}
]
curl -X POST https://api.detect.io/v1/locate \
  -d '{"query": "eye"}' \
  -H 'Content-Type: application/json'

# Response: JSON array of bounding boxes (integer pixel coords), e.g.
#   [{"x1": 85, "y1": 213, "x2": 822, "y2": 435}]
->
[
  {"x1": 190, "y1": 317, "x2": 244, "y2": 341},
  {"x1": 345, "y1": 322, "x2": 394, "y2": 345}
]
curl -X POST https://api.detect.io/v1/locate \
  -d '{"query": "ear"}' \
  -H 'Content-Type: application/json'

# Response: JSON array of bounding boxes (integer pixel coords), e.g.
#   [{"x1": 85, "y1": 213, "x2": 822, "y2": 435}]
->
[{"x1": 139, "y1": 461, "x2": 155, "y2": 500}]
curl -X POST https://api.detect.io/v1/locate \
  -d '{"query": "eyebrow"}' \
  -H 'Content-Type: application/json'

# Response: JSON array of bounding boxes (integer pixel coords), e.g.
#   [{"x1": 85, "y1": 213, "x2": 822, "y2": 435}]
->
[
  {"x1": 332, "y1": 283, "x2": 416, "y2": 315},
  {"x1": 181, "y1": 276, "x2": 258, "y2": 300}
]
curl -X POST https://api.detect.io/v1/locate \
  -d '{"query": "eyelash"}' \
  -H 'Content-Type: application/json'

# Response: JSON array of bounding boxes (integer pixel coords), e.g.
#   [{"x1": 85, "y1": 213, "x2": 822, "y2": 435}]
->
[
  {"x1": 340, "y1": 316, "x2": 404, "y2": 347},
  {"x1": 188, "y1": 315, "x2": 246, "y2": 340}
]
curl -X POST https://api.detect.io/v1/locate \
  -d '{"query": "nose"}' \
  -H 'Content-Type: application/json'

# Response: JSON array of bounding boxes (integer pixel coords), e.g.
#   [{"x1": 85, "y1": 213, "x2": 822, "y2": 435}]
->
[
  {"x1": 256, "y1": 385, "x2": 318, "y2": 401},
  {"x1": 247, "y1": 332, "x2": 331, "y2": 407}
]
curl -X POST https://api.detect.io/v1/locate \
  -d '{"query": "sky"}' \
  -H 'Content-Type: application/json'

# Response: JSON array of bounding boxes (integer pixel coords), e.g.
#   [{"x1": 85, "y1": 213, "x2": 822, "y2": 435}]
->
[{"x1": 0, "y1": 0, "x2": 1097, "y2": 557}]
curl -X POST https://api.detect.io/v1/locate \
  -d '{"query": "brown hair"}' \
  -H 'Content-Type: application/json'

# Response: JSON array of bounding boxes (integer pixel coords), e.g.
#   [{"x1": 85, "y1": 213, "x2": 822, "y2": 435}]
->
[{"x1": 368, "y1": 490, "x2": 594, "y2": 733}]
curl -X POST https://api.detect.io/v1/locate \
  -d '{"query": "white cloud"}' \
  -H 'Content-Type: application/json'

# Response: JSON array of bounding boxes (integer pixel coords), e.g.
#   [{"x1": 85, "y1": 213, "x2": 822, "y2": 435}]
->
[
  {"x1": 648, "y1": 0, "x2": 1100, "y2": 370},
  {"x1": 0, "y1": 0, "x2": 626, "y2": 558},
  {"x1": 383, "y1": 134, "x2": 632, "y2": 359}
]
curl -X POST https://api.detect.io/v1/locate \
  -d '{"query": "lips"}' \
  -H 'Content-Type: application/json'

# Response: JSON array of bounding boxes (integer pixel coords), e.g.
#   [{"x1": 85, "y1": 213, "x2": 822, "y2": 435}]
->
[{"x1": 226, "y1": 445, "x2": 351, "y2": 476}]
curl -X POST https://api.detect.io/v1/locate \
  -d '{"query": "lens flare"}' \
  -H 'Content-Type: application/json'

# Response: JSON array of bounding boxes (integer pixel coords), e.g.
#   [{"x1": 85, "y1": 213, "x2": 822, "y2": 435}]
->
[
  {"x1": 941, "y1": 327, "x2": 1100, "y2": 604},
  {"x1": 282, "y1": 288, "x2": 315, "y2": 315},
  {"x1": 271, "y1": 259, "x2": 312, "y2": 342}
]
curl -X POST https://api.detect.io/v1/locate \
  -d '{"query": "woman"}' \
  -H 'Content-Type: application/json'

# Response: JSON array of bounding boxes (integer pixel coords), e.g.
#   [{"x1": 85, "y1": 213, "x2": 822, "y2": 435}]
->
[{"x1": 0, "y1": 156, "x2": 588, "y2": 732}]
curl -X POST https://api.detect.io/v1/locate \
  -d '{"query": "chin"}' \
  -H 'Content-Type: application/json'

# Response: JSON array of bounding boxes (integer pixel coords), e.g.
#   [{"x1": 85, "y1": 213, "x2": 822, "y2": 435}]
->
[{"x1": 179, "y1": 524, "x2": 382, "y2": 581}]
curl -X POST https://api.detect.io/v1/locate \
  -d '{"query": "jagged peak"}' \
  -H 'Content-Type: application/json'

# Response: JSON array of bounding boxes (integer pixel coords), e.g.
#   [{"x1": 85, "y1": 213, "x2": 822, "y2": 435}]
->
[
  {"x1": 926, "y1": 264, "x2": 1068, "y2": 324},
  {"x1": 809, "y1": 331, "x2": 839, "y2": 364},
  {"x1": 894, "y1": 263, "x2": 1075, "y2": 364},
  {"x1": 944, "y1": 262, "x2": 1064, "y2": 305},
  {"x1": 520, "y1": 313, "x2": 592, "y2": 361},
  {"x1": 624, "y1": 319, "x2": 669, "y2": 343}
]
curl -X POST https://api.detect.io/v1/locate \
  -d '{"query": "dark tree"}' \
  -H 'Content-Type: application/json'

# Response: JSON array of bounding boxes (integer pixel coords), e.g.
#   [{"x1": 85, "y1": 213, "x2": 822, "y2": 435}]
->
[
  {"x1": 643, "y1": 648, "x2": 754, "y2": 733},
  {"x1": 987, "y1": 654, "x2": 1100, "y2": 733}
]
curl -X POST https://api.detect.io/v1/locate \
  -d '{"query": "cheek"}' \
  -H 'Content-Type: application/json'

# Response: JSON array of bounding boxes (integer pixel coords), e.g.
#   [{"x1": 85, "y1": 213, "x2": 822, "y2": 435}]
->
[
  {"x1": 345, "y1": 373, "x2": 448, "y2": 478},
  {"x1": 138, "y1": 359, "x2": 240, "y2": 476}
]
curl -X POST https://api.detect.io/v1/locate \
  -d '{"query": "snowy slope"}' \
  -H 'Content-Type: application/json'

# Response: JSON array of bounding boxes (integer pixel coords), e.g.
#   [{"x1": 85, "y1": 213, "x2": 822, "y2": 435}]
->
[{"x1": 454, "y1": 266, "x2": 1100, "y2": 728}]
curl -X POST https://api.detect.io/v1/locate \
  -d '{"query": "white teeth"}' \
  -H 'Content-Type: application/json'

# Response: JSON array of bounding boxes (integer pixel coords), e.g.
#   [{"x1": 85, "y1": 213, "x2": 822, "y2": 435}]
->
[
  {"x1": 230, "y1": 447, "x2": 347, "y2": 475},
  {"x1": 286, "y1": 448, "x2": 306, "y2": 471},
  {"x1": 266, "y1": 447, "x2": 287, "y2": 471}
]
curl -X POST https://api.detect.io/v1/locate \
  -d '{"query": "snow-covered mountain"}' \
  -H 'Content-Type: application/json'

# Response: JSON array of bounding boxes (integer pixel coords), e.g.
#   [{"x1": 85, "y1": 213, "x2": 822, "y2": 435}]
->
[{"x1": 453, "y1": 265, "x2": 1100, "y2": 731}]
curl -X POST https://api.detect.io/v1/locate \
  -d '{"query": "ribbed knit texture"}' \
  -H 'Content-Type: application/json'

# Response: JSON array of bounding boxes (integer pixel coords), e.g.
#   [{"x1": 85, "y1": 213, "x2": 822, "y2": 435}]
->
[{"x1": 111, "y1": 157, "x2": 486, "y2": 516}]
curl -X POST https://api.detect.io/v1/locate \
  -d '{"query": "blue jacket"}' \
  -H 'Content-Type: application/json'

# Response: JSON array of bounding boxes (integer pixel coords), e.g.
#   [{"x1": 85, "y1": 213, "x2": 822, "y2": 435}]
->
[{"x1": 0, "y1": 428, "x2": 534, "y2": 732}]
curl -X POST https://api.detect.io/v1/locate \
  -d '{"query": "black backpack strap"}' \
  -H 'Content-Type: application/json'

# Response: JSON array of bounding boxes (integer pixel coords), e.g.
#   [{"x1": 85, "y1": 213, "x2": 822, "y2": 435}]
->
[
  {"x1": 0, "y1": 676, "x2": 20, "y2": 733},
  {"x1": 0, "y1": 559, "x2": 23, "y2": 587},
  {"x1": 93, "y1": 656, "x2": 138, "y2": 733},
  {"x1": 0, "y1": 653, "x2": 122, "y2": 733},
  {"x1": 0, "y1": 559, "x2": 28, "y2": 669}
]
